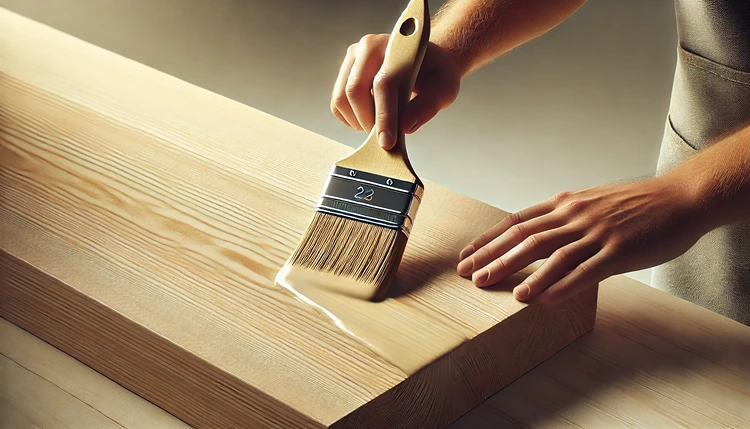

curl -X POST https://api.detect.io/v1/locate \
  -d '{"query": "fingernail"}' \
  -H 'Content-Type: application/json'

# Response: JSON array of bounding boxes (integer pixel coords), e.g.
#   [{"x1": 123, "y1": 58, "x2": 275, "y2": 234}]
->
[
  {"x1": 406, "y1": 119, "x2": 419, "y2": 133},
  {"x1": 515, "y1": 283, "x2": 530, "y2": 300},
  {"x1": 457, "y1": 258, "x2": 474, "y2": 275},
  {"x1": 475, "y1": 270, "x2": 490, "y2": 285},
  {"x1": 459, "y1": 245, "x2": 475, "y2": 260},
  {"x1": 378, "y1": 130, "x2": 393, "y2": 149}
]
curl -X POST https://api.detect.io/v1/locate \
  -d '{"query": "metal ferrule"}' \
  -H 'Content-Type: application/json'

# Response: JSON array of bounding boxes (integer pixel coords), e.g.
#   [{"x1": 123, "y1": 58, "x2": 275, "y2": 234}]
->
[{"x1": 316, "y1": 166, "x2": 423, "y2": 237}]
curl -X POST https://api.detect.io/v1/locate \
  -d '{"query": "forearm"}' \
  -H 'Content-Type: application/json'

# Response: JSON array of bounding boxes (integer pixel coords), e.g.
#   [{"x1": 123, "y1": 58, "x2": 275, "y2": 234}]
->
[
  {"x1": 430, "y1": 0, "x2": 587, "y2": 76},
  {"x1": 665, "y1": 123, "x2": 750, "y2": 231}
]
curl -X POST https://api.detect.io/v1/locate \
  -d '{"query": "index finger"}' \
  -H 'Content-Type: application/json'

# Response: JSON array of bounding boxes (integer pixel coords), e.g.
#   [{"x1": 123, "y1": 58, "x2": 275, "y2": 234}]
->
[{"x1": 372, "y1": 69, "x2": 398, "y2": 150}]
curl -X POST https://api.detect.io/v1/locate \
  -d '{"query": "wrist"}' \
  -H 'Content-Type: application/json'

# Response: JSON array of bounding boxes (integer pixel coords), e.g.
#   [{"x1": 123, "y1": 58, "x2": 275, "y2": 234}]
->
[
  {"x1": 428, "y1": 10, "x2": 481, "y2": 78},
  {"x1": 429, "y1": 32, "x2": 475, "y2": 78},
  {"x1": 654, "y1": 169, "x2": 712, "y2": 234}
]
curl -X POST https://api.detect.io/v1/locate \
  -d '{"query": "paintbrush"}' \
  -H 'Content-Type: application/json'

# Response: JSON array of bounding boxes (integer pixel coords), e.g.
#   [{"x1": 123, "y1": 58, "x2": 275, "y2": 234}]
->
[{"x1": 276, "y1": 0, "x2": 430, "y2": 302}]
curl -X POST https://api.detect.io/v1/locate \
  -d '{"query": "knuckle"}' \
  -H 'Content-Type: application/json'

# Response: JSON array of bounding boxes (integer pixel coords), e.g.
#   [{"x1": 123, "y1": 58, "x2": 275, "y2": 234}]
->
[
  {"x1": 564, "y1": 199, "x2": 584, "y2": 214},
  {"x1": 359, "y1": 33, "x2": 377, "y2": 47},
  {"x1": 478, "y1": 226, "x2": 498, "y2": 246},
  {"x1": 375, "y1": 110, "x2": 390, "y2": 123},
  {"x1": 553, "y1": 246, "x2": 573, "y2": 264},
  {"x1": 373, "y1": 72, "x2": 392, "y2": 91},
  {"x1": 491, "y1": 257, "x2": 508, "y2": 273},
  {"x1": 578, "y1": 261, "x2": 594, "y2": 276},
  {"x1": 332, "y1": 94, "x2": 349, "y2": 110},
  {"x1": 484, "y1": 240, "x2": 501, "y2": 257},
  {"x1": 476, "y1": 245, "x2": 493, "y2": 263},
  {"x1": 508, "y1": 223, "x2": 528, "y2": 242},
  {"x1": 552, "y1": 191, "x2": 572, "y2": 205},
  {"x1": 507, "y1": 211, "x2": 523, "y2": 226},
  {"x1": 347, "y1": 43, "x2": 357, "y2": 55},
  {"x1": 344, "y1": 81, "x2": 368, "y2": 97},
  {"x1": 607, "y1": 236, "x2": 626, "y2": 253},
  {"x1": 586, "y1": 225, "x2": 605, "y2": 241},
  {"x1": 524, "y1": 234, "x2": 544, "y2": 251},
  {"x1": 476, "y1": 231, "x2": 491, "y2": 248}
]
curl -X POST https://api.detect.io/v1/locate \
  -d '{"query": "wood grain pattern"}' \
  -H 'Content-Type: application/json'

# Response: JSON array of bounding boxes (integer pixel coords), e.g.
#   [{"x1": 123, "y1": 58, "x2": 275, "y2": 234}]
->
[
  {"x1": 0, "y1": 319, "x2": 192, "y2": 429},
  {"x1": 0, "y1": 7, "x2": 596, "y2": 429}
]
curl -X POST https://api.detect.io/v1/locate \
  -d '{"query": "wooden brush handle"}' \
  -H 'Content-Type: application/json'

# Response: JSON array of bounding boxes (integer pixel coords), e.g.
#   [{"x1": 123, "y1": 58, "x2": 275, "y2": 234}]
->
[{"x1": 335, "y1": 0, "x2": 430, "y2": 182}]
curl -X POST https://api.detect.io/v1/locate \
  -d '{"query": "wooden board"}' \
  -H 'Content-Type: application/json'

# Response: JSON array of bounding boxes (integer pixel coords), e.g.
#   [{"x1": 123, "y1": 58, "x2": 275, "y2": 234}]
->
[
  {"x1": 3, "y1": 275, "x2": 749, "y2": 428},
  {"x1": 0, "y1": 8, "x2": 596, "y2": 429}
]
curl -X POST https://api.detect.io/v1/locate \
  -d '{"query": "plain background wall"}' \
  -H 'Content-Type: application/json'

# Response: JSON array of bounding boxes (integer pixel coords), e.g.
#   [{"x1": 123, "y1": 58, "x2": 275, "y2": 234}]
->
[{"x1": 0, "y1": 0, "x2": 679, "y2": 284}]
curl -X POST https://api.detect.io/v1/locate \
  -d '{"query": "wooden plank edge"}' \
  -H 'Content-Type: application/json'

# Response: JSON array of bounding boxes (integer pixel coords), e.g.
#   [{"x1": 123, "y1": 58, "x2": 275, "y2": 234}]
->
[
  {"x1": 0, "y1": 250, "x2": 324, "y2": 429},
  {"x1": 333, "y1": 286, "x2": 599, "y2": 428}
]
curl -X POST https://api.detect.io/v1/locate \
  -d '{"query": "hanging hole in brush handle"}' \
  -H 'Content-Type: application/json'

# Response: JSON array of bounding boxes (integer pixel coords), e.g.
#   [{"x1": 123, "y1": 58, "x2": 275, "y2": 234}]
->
[{"x1": 400, "y1": 17, "x2": 416, "y2": 36}]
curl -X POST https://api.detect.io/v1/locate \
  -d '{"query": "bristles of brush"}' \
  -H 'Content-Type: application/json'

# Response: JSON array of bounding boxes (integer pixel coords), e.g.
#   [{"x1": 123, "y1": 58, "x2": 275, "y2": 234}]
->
[{"x1": 287, "y1": 212, "x2": 408, "y2": 301}]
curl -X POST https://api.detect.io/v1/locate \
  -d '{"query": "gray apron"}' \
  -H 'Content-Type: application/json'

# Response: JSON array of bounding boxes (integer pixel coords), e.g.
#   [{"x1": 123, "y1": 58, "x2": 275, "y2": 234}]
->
[{"x1": 651, "y1": 0, "x2": 750, "y2": 326}]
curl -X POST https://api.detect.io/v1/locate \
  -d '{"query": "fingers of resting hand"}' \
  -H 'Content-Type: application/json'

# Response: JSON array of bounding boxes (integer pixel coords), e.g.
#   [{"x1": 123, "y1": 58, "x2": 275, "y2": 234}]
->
[
  {"x1": 458, "y1": 216, "x2": 559, "y2": 283},
  {"x1": 331, "y1": 44, "x2": 360, "y2": 130},
  {"x1": 459, "y1": 203, "x2": 554, "y2": 261},
  {"x1": 373, "y1": 69, "x2": 399, "y2": 150},
  {"x1": 345, "y1": 36, "x2": 385, "y2": 132},
  {"x1": 531, "y1": 250, "x2": 610, "y2": 306},
  {"x1": 457, "y1": 210, "x2": 564, "y2": 277},
  {"x1": 513, "y1": 239, "x2": 601, "y2": 301},
  {"x1": 471, "y1": 227, "x2": 582, "y2": 287}
]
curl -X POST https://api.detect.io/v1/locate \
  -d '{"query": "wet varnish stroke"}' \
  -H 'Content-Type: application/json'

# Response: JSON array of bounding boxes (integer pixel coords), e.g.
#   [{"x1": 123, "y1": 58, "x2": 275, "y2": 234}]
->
[{"x1": 276, "y1": 265, "x2": 470, "y2": 376}]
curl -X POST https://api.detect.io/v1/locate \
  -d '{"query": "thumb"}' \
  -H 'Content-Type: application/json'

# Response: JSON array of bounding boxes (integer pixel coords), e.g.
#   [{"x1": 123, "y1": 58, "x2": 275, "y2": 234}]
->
[{"x1": 401, "y1": 82, "x2": 456, "y2": 134}]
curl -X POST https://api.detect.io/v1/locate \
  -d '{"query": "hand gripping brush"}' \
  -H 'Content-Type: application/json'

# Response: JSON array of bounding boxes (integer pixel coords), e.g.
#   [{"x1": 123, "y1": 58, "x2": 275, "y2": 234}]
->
[{"x1": 275, "y1": 0, "x2": 430, "y2": 302}]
